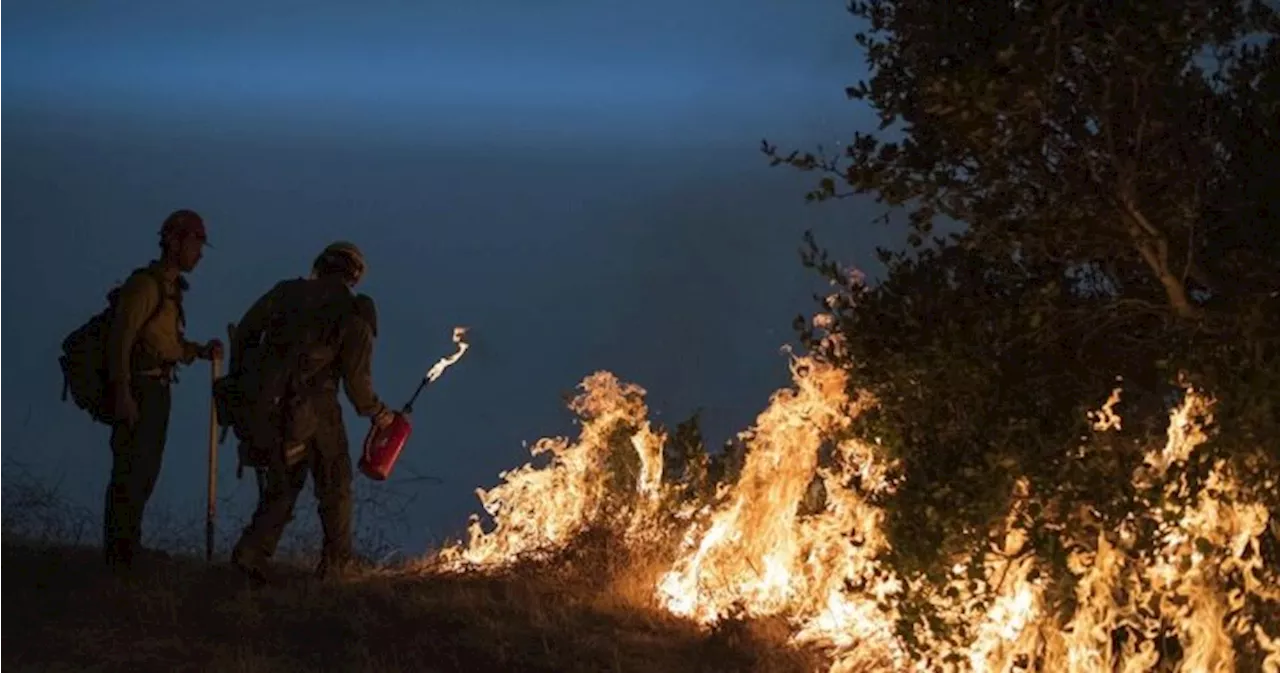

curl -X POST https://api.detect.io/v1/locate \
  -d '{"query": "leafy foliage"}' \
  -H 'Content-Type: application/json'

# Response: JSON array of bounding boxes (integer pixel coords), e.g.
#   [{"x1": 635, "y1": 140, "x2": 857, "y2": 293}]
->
[
  {"x1": 765, "y1": 0, "x2": 1280, "y2": 643},
  {"x1": 773, "y1": 0, "x2": 1278, "y2": 320}
]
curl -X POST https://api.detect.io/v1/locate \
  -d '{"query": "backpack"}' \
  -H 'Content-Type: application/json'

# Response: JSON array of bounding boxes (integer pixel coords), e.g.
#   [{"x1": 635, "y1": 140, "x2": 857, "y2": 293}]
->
[
  {"x1": 58, "y1": 266, "x2": 171, "y2": 425},
  {"x1": 216, "y1": 280, "x2": 354, "y2": 473},
  {"x1": 211, "y1": 321, "x2": 282, "y2": 477}
]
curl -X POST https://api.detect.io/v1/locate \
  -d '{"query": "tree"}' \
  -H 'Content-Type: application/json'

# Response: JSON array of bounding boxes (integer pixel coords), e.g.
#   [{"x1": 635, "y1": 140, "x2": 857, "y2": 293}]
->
[
  {"x1": 770, "y1": 0, "x2": 1277, "y2": 321},
  {"x1": 766, "y1": 0, "x2": 1280, "y2": 653},
  {"x1": 793, "y1": 237, "x2": 1172, "y2": 578}
]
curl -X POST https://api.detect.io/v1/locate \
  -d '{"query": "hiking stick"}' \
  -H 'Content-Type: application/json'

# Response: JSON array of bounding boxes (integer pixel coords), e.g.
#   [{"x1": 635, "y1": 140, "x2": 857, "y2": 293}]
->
[
  {"x1": 206, "y1": 353, "x2": 222, "y2": 563},
  {"x1": 221, "y1": 323, "x2": 236, "y2": 446}
]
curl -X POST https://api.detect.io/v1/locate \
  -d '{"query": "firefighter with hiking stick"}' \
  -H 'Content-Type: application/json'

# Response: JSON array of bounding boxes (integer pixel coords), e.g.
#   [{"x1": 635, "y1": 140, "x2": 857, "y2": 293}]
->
[
  {"x1": 226, "y1": 241, "x2": 393, "y2": 583},
  {"x1": 101, "y1": 209, "x2": 224, "y2": 572}
]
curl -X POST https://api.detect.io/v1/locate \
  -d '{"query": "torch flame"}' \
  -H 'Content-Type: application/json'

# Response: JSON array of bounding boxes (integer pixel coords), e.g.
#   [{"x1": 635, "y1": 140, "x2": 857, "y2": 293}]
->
[{"x1": 426, "y1": 326, "x2": 469, "y2": 383}]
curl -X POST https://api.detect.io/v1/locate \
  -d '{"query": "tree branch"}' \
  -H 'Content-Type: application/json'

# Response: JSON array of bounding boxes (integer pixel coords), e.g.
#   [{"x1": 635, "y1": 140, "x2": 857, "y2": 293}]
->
[{"x1": 1118, "y1": 199, "x2": 1202, "y2": 319}]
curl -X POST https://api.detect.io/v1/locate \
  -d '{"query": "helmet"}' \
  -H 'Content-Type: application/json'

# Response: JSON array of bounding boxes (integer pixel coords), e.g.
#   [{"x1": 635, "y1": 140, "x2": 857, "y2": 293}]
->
[
  {"x1": 353, "y1": 293, "x2": 378, "y2": 337},
  {"x1": 312, "y1": 241, "x2": 366, "y2": 285},
  {"x1": 159, "y1": 209, "x2": 209, "y2": 245}
]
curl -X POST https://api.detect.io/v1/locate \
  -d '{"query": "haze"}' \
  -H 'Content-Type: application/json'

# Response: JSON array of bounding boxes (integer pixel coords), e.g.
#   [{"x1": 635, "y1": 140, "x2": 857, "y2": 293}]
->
[{"x1": 2, "y1": 0, "x2": 897, "y2": 553}]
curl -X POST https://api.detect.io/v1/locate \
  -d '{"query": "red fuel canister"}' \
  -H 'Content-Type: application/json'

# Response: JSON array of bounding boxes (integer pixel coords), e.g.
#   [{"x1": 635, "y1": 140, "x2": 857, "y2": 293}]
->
[{"x1": 358, "y1": 412, "x2": 413, "y2": 481}]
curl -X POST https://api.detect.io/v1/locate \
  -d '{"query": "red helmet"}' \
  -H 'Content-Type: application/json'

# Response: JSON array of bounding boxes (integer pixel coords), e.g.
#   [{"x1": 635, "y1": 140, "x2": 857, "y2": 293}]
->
[{"x1": 159, "y1": 209, "x2": 209, "y2": 245}]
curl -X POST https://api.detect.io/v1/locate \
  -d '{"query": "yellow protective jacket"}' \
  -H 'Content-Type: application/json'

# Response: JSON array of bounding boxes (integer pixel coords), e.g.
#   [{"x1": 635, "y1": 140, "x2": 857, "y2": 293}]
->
[{"x1": 105, "y1": 261, "x2": 201, "y2": 385}]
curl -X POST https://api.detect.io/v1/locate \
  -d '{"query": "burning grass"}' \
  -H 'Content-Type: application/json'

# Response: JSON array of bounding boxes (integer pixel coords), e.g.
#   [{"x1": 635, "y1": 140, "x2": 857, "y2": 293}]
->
[
  {"x1": 427, "y1": 351, "x2": 1280, "y2": 672},
  {"x1": 6, "y1": 333, "x2": 1278, "y2": 672}
]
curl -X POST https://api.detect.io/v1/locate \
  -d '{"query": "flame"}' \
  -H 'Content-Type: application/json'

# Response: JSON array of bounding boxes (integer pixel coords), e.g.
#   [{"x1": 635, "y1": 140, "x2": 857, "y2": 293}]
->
[
  {"x1": 434, "y1": 371, "x2": 663, "y2": 569},
  {"x1": 428, "y1": 347, "x2": 1279, "y2": 672},
  {"x1": 655, "y1": 357, "x2": 907, "y2": 668},
  {"x1": 426, "y1": 326, "x2": 469, "y2": 383}
]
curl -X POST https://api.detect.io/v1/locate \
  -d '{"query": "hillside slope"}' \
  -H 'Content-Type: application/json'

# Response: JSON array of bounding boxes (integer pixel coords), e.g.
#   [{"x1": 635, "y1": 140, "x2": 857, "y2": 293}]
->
[{"x1": 2, "y1": 540, "x2": 815, "y2": 673}]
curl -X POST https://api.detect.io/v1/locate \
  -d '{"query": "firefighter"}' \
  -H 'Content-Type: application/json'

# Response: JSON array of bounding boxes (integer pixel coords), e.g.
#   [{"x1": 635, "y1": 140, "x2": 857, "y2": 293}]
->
[
  {"x1": 237, "y1": 294, "x2": 378, "y2": 520},
  {"x1": 104, "y1": 209, "x2": 224, "y2": 571},
  {"x1": 229, "y1": 241, "x2": 393, "y2": 582}
]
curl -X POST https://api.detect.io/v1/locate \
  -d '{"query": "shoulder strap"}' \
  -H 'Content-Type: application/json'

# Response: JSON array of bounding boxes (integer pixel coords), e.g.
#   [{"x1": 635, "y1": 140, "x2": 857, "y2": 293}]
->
[
  {"x1": 136, "y1": 271, "x2": 166, "y2": 327},
  {"x1": 131, "y1": 266, "x2": 181, "y2": 328}
]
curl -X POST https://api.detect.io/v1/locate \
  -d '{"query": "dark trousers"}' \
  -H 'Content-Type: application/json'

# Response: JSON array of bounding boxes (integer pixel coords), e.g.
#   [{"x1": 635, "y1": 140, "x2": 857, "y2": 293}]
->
[
  {"x1": 104, "y1": 377, "x2": 172, "y2": 565},
  {"x1": 234, "y1": 411, "x2": 353, "y2": 566}
]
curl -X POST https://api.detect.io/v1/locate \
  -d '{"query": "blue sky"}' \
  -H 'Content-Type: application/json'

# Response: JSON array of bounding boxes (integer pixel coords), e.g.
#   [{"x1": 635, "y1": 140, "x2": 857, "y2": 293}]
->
[
  {"x1": 4, "y1": 0, "x2": 856, "y2": 145},
  {"x1": 2, "y1": 0, "x2": 899, "y2": 554}
]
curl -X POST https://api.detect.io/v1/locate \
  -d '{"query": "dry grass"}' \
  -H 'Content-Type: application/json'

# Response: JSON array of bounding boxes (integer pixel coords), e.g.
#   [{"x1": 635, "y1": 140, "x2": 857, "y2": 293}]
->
[
  {"x1": 0, "y1": 462, "x2": 828, "y2": 672},
  {"x1": 2, "y1": 536, "x2": 822, "y2": 673}
]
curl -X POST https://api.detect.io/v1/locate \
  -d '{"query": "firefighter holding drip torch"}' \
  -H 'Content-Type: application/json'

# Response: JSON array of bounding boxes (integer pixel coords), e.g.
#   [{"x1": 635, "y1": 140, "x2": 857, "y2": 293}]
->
[{"x1": 226, "y1": 241, "x2": 395, "y2": 583}]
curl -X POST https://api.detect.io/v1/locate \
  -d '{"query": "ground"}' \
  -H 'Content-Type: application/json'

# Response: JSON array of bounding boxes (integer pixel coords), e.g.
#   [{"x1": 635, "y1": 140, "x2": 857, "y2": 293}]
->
[{"x1": 2, "y1": 539, "x2": 820, "y2": 673}]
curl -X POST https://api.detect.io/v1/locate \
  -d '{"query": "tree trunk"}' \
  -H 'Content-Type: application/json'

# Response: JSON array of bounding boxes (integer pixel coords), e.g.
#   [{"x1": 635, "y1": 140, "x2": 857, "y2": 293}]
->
[
  {"x1": 1148, "y1": 253, "x2": 1201, "y2": 319},
  {"x1": 1119, "y1": 200, "x2": 1202, "y2": 320}
]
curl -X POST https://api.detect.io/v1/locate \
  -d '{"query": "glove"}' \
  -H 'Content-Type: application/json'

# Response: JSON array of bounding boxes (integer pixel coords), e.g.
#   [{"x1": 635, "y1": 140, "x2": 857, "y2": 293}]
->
[{"x1": 200, "y1": 339, "x2": 225, "y2": 361}]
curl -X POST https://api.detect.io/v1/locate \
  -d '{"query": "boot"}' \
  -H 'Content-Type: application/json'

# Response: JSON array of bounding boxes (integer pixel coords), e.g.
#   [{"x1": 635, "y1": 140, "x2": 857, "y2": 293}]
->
[{"x1": 231, "y1": 543, "x2": 272, "y2": 584}]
